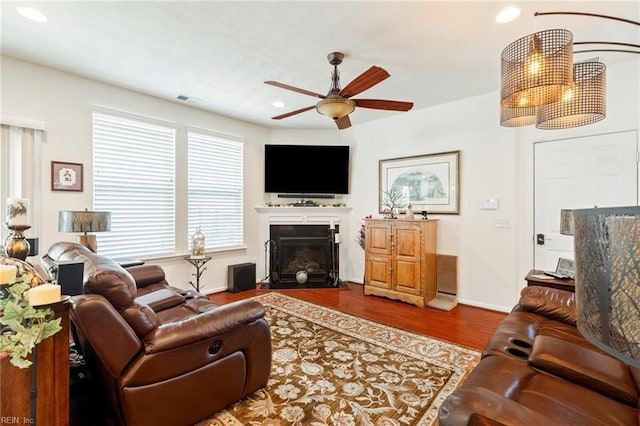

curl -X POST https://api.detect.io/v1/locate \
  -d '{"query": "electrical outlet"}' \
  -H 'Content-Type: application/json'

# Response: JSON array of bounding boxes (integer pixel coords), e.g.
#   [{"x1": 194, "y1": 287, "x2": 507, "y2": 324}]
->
[{"x1": 495, "y1": 218, "x2": 511, "y2": 228}]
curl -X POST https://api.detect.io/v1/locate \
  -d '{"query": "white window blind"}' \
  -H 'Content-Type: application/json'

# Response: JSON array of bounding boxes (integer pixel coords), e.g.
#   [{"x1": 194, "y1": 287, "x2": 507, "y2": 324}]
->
[
  {"x1": 93, "y1": 111, "x2": 176, "y2": 258},
  {"x1": 188, "y1": 130, "x2": 243, "y2": 250}
]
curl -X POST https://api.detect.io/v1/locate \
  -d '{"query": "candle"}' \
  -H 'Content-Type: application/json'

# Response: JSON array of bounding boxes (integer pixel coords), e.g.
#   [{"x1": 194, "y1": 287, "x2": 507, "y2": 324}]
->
[
  {"x1": 0, "y1": 265, "x2": 16, "y2": 284},
  {"x1": 6, "y1": 198, "x2": 29, "y2": 226},
  {"x1": 28, "y1": 283, "x2": 61, "y2": 306}
]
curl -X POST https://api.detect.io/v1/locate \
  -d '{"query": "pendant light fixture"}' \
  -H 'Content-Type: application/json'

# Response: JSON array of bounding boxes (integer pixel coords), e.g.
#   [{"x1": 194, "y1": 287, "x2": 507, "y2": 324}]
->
[
  {"x1": 536, "y1": 60, "x2": 606, "y2": 130},
  {"x1": 501, "y1": 29, "x2": 574, "y2": 108},
  {"x1": 500, "y1": 105, "x2": 537, "y2": 127},
  {"x1": 499, "y1": 11, "x2": 639, "y2": 130}
]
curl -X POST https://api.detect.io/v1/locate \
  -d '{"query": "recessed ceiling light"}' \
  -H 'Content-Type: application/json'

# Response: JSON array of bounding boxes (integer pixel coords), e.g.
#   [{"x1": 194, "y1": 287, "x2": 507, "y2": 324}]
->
[
  {"x1": 272, "y1": 101, "x2": 285, "y2": 108},
  {"x1": 16, "y1": 6, "x2": 48, "y2": 23},
  {"x1": 496, "y1": 7, "x2": 520, "y2": 24}
]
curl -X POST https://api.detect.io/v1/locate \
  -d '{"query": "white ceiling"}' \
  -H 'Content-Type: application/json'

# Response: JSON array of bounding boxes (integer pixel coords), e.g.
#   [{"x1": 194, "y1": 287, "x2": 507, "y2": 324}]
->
[{"x1": 2, "y1": 1, "x2": 638, "y2": 130}]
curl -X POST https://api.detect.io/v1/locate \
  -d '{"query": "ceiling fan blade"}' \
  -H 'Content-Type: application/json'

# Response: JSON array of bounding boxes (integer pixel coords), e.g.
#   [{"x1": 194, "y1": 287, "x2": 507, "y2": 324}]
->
[
  {"x1": 265, "y1": 81, "x2": 326, "y2": 99},
  {"x1": 271, "y1": 105, "x2": 316, "y2": 120},
  {"x1": 354, "y1": 99, "x2": 414, "y2": 111},
  {"x1": 335, "y1": 115, "x2": 352, "y2": 129},
  {"x1": 339, "y1": 66, "x2": 390, "y2": 98}
]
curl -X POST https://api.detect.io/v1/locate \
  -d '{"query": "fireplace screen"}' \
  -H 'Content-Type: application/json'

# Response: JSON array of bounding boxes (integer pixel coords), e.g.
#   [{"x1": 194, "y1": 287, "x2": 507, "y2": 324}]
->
[{"x1": 269, "y1": 224, "x2": 339, "y2": 288}]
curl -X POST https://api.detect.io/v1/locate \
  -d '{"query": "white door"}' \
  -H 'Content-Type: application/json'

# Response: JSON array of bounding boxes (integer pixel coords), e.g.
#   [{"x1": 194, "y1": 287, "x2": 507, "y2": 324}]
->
[{"x1": 534, "y1": 130, "x2": 638, "y2": 270}]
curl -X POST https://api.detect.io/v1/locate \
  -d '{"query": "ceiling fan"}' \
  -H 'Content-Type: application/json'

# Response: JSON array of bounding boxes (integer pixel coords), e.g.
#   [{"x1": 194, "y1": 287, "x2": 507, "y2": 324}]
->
[{"x1": 265, "y1": 52, "x2": 414, "y2": 130}]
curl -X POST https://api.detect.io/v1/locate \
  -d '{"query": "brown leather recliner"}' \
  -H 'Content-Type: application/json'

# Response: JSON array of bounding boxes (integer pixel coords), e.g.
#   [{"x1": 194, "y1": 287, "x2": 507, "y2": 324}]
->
[{"x1": 44, "y1": 242, "x2": 271, "y2": 426}]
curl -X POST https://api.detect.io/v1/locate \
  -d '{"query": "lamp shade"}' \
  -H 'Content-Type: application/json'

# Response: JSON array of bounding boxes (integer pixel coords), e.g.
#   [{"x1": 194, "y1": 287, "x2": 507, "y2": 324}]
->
[
  {"x1": 316, "y1": 96, "x2": 356, "y2": 119},
  {"x1": 573, "y1": 206, "x2": 640, "y2": 368},
  {"x1": 500, "y1": 104, "x2": 537, "y2": 127},
  {"x1": 501, "y1": 29, "x2": 574, "y2": 108},
  {"x1": 559, "y1": 209, "x2": 574, "y2": 235},
  {"x1": 536, "y1": 61, "x2": 606, "y2": 130},
  {"x1": 58, "y1": 210, "x2": 111, "y2": 233}
]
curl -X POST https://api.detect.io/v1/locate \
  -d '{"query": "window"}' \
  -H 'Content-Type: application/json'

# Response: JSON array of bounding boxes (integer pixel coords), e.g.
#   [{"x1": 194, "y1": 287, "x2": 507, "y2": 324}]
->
[
  {"x1": 188, "y1": 130, "x2": 243, "y2": 250},
  {"x1": 93, "y1": 111, "x2": 176, "y2": 258},
  {"x1": 0, "y1": 123, "x2": 44, "y2": 244}
]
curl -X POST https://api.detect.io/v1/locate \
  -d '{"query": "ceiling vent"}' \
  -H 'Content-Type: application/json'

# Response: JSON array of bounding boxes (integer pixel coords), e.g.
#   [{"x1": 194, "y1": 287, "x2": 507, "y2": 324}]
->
[{"x1": 177, "y1": 94, "x2": 202, "y2": 103}]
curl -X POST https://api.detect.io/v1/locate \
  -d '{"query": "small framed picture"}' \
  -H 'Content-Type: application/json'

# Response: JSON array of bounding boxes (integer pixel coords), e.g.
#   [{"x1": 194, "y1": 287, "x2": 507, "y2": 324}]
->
[
  {"x1": 51, "y1": 161, "x2": 83, "y2": 192},
  {"x1": 556, "y1": 258, "x2": 575, "y2": 279}
]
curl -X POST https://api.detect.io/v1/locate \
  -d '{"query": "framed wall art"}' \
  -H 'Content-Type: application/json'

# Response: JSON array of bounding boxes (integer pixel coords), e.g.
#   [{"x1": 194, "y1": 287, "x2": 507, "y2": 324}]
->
[
  {"x1": 51, "y1": 161, "x2": 83, "y2": 192},
  {"x1": 379, "y1": 150, "x2": 460, "y2": 215}
]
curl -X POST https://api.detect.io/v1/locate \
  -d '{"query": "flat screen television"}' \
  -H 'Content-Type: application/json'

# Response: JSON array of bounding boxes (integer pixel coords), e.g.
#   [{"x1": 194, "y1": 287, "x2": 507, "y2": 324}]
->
[{"x1": 264, "y1": 144, "x2": 349, "y2": 195}]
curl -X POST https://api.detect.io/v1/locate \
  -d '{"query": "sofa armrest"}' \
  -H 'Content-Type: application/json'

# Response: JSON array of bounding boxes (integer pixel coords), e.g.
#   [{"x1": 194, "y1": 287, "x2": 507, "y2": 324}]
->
[
  {"x1": 135, "y1": 288, "x2": 185, "y2": 312},
  {"x1": 529, "y1": 335, "x2": 638, "y2": 406},
  {"x1": 126, "y1": 264, "x2": 167, "y2": 288},
  {"x1": 517, "y1": 286, "x2": 576, "y2": 325},
  {"x1": 143, "y1": 299, "x2": 266, "y2": 353}
]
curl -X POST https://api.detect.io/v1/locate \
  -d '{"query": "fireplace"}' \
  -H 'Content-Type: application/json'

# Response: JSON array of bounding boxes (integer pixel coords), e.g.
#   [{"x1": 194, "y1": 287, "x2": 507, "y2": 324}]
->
[{"x1": 268, "y1": 224, "x2": 342, "y2": 288}]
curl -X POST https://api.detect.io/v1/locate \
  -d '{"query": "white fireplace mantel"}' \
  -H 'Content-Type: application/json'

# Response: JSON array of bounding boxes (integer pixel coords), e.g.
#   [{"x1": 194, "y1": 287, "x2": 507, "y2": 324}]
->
[
  {"x1": 254, "y1": 206, "x2": 353, "y2": 283},
  {"x1": 255, "y1": 206, "x2": 352, "y2": 224}
]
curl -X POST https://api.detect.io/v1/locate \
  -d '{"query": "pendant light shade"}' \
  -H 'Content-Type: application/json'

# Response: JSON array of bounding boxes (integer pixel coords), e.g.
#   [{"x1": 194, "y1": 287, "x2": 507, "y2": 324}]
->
[
  {"x1": 536, "y1": 61, "x2": 606, "y2": 130},
  {"x1": 501, "y1": 29, "x2": 574, "y2": 108},
  {"x1": 500, "y1": 105, "x2": 537, "y2": 127}
]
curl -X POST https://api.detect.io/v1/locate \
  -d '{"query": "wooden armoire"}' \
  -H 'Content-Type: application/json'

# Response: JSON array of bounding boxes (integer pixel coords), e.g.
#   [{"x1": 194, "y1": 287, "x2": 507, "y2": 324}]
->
[{"x1": 364, "y1": 218, "x2": 438, "y2": 307}]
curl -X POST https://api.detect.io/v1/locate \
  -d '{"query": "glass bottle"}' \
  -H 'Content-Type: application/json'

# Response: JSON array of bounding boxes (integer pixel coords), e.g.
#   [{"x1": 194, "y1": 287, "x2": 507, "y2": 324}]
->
[{"x1": 191, "y1": 227, "x2": 205, "y2": 258}]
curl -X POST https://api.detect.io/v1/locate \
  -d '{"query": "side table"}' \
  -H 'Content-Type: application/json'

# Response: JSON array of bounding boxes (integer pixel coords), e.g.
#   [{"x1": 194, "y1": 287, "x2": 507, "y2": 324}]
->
[
  {"x1": 525, "y1": 269, "x2": 575, "y2": 292},
  {"x1": 185, "y1": 256, "x2": 212, "y2": 292}
]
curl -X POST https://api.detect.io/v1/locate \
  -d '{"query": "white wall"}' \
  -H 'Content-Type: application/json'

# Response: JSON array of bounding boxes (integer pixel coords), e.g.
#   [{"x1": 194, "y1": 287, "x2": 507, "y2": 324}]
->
[
  {"x1": 2, "y1": 55, "x2": 638, "y2": 311},
  {"x1": 1, "y1": 56, "x2": 270, "y2": 293},
  {"x1": 338, "y1": 58, "x2": 639, "y2": 311},
  {"x1": 342, "y1": 92, "x2": 520, "y2": 311}
]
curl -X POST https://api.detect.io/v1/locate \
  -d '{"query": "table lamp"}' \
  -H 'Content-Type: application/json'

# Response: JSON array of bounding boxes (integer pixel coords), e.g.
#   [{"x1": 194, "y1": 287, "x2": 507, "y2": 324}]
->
[
  {"x1": 573, "y1": 206, "x2": 640, "y2": 368},
  {"x1": 58, "y1": 209, "x2": 111, "y2": 252},
  {"x1": 559, "y1": 209, "x2": 574, "y2": 236}
]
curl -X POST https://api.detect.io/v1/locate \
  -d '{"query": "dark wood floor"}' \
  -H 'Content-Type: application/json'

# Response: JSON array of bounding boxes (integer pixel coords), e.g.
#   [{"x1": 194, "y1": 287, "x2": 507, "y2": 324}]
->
[
  {"x1": 70, "y1": 283, "x2": 507, "y2": 425},
  {"x1": 209, "y1": 282, "x2": 507, "y2": 351}
]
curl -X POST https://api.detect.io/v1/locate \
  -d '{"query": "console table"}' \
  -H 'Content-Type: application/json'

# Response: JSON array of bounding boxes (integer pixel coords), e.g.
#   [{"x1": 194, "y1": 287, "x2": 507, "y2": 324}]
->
[
  {"x1": 185, "y1": 256, "x2": 212, "y2": 292},
  {"x1": 525, "y1": 269, "x2": 575, "y2": 292},
  {"x1": 0, "y1": 298, "x2": 70, "y2": 425}
]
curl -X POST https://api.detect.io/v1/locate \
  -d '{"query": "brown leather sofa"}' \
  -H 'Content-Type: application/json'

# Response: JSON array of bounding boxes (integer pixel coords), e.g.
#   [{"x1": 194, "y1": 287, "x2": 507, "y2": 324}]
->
[
  {"x1": 439, "y1": 285, "x2": 639, "y2": 425},
  {"x1": 44, "y1": 242, "x2": 271, "y2": 426}
]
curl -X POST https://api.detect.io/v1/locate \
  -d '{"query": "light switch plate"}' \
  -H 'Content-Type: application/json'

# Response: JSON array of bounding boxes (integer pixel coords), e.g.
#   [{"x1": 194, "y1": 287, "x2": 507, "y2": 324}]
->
[{"x1": 480, "y1": 197, "x2": 499, "y2": 210}]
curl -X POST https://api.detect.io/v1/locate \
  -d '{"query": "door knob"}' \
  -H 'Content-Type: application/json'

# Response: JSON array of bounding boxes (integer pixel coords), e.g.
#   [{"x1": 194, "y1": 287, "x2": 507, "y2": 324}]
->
[{"x1": 536, "y1": 233, "x2": 545, "y2": 245}]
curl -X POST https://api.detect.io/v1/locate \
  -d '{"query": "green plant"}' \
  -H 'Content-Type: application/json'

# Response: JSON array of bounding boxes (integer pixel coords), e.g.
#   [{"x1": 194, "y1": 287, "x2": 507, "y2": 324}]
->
[{"x1": 0, "y1": 261, "x2": 62, "y2": 368}]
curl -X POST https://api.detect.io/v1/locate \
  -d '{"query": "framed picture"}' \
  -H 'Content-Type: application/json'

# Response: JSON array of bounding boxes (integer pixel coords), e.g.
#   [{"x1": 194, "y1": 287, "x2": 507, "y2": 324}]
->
[
  {"x1": 556, "y1": 257, "x2": 576, "y2": 279},
  {"x1": 51, "y1": 161, "x2": 83, "y2": 192},
  {"x1": 379, "y1": 150, "x2": 460, "y2": 215}
]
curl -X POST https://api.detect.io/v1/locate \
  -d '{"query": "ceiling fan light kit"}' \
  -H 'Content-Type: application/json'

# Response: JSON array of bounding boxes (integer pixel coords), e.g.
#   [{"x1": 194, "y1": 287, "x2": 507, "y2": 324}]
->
[
  {"x1": 316, "y1": 96, "x2": 356, "y2": 119},
  {"x1": 265, "y1": 51, "x2": 413, "y2": 129},
  {"x1": 500, "y1": 11, "x2": 639, "y2": 130}
]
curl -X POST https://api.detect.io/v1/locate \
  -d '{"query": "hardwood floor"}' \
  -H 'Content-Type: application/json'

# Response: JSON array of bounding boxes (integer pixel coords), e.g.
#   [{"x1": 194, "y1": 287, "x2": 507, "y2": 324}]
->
[
  {"x1": 69, "y1": 283, "x2": 506, "y2": 425},
  {"x1": 208, "y1": 282, "x2": 506, "y2": 351}
]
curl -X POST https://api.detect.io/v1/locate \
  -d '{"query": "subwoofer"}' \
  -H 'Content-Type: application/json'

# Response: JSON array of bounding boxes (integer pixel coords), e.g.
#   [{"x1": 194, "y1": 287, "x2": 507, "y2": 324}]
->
[{"x1": 227, "y1": 263, "x2": 256, "y2": 293}]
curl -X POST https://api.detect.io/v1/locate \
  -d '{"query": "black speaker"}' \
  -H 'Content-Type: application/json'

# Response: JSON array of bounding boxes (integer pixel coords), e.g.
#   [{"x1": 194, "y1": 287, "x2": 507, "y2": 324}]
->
[
  {"x1": 227, "y1": 263, "x2": 256, "y2": 293},
  {"x1": 56, "y1": 260, "x2": 84, "y2": 296},
  {"x1": 26, "y1": 237, "x2": 39, "y2": 257}
]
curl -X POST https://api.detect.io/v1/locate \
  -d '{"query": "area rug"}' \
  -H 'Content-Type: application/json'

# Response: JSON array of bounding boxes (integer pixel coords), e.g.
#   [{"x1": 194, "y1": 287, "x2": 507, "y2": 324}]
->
[{"x1": 199, "y1": 292, "x2": 480, "y2": 426}]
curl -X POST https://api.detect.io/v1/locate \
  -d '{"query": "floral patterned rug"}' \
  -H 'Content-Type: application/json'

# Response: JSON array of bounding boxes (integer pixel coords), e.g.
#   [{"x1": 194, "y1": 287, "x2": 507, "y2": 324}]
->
[{"x1": 199, "y1": 292, "x2": 480, "y2": 426}]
